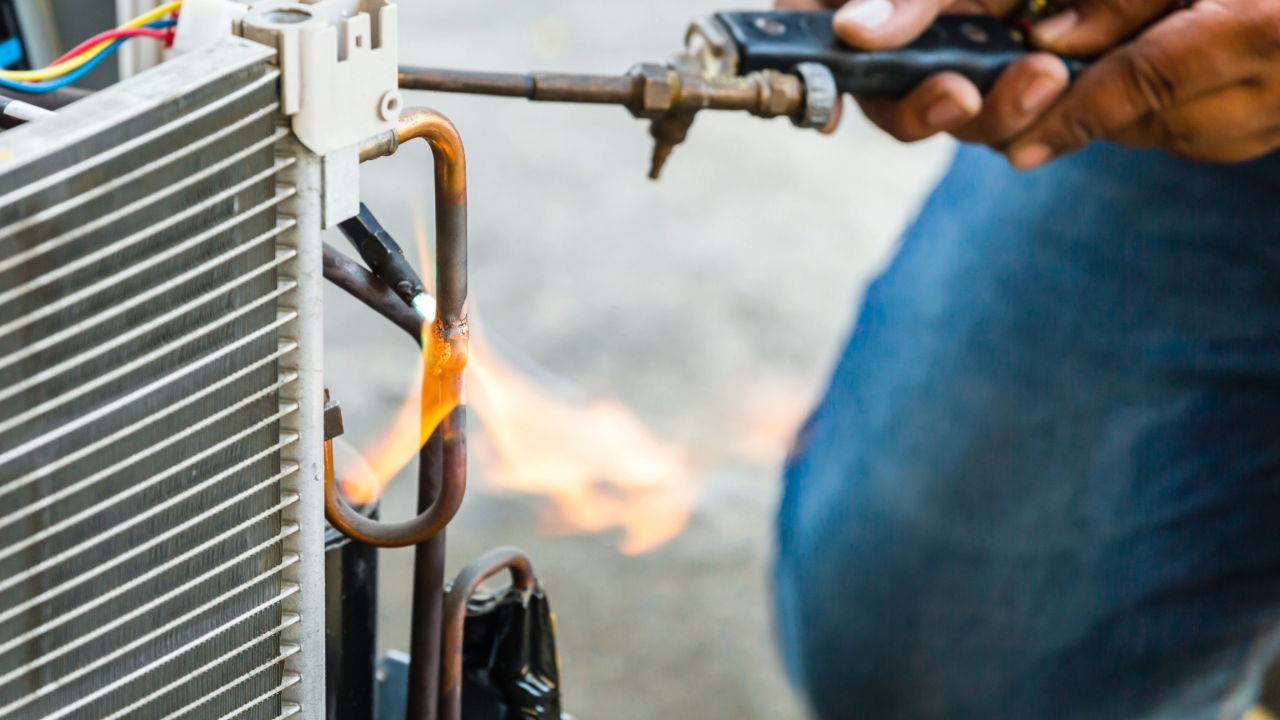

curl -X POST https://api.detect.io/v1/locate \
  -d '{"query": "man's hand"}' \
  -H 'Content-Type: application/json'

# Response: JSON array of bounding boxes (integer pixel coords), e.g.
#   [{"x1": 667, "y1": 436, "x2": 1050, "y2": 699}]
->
[
  {"x1": 1008, "y1": 0, "x2": 1280, "y2": 167},
  {"x1": 779, "y1": 0, "x2": 1071, "y2": 147}
]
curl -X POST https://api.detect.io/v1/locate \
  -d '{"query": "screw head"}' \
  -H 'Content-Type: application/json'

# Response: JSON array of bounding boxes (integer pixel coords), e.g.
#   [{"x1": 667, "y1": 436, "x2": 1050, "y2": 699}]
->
[
  {"x1": 378, "y1": 90, "x2": 403, "y2": 121},
  {"x1": 754, "y1": 17, "x2": 787, "y2": 36},
  {"x1": 960, "y1": 22, "x2": 990, "y2": 43}
]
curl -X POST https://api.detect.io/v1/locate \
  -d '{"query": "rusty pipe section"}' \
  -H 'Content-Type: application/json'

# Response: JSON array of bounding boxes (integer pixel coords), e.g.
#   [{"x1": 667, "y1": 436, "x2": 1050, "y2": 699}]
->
[
  {"x1": 439, "y1": 548, "x2": 537, "y2": 720},
  {"x1": 325, "y1": 107, "x2": 469, "y2": 549},
  {"x1": 321, "y1": 241, "x2": 422, "y2": 339}
]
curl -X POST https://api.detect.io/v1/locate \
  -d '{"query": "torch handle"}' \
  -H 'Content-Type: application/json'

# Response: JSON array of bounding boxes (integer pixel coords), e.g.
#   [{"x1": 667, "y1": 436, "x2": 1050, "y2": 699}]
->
[
  {"x1": 716, "y1": 12, "x2": 1086, "y2": 97},
  {"x1": 337, "y1": 203, "x2": 426, "y2": 309}
]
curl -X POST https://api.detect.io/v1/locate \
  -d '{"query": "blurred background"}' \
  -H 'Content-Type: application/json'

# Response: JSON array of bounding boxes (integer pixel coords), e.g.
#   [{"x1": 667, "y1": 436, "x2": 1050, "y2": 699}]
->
[
  {"x1": 12, "y1": 1, "x2": 1280, "y2": 716},
  {"x1": 321, "y1": 1, "x2": 955, "y2": 718}
]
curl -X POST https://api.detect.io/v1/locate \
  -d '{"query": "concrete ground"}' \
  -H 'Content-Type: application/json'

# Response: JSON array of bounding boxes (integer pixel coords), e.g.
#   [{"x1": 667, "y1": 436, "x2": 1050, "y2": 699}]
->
[{"x1": 323, "y1": 1, "x2": 955, "y2": 718}]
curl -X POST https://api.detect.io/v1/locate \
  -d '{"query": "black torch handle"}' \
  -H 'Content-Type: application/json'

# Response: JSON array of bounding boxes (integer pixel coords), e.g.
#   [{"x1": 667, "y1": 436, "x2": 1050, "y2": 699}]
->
[
  {"x1": 715, "y1": 11, "x2": 1086, "y2": 97},
  {"x1": 337, "y1": 202, "x2": 427, "y2": 309}
]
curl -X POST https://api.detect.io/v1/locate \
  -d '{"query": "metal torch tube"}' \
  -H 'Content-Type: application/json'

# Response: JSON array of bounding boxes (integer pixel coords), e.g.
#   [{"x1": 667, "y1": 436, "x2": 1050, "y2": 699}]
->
[
  {"x1": 399, "y1": 67, "x2": 535, "y2": 97},
  {"x1": 400, "y1": 66, "x2": 637, "y2": 105}
]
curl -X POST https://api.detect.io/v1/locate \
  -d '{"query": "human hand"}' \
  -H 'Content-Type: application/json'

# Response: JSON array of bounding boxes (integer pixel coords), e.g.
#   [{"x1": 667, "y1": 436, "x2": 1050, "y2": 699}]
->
[
  {"x1": 1008, "y1": 0, "x2": 1280, "y2": 167},
  {"x1": 777, "y1": 0, "x2": 1071, "y2": 147}
]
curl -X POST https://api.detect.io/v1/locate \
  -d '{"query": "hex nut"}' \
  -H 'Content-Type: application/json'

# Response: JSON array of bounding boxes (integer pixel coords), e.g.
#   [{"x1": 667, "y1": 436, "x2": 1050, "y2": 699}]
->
[{"x1": 628, "y1": 63, "x2": 676, "y2": 118}]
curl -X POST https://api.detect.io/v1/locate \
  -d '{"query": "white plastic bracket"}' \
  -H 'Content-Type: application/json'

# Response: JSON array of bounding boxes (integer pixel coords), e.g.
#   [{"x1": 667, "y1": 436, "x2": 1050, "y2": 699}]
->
[{"x1": 238, "y1": 0, "x2": 401, "y2": 188}]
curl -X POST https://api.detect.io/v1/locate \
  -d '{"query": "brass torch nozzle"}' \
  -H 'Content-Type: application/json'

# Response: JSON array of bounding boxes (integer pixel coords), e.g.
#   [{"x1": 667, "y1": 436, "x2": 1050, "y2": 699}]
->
[{"x1": 397, "y1": 64, "x2": 804, "y2": 179}]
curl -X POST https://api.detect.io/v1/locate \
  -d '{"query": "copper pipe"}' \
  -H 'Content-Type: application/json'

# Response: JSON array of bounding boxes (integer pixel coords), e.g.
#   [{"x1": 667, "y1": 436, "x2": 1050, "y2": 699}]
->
[
  {"x1": 324, "y1": 438, "x2": 335, "y2": 495},
  {"x1": 324, "y1": 107, "x2": 469, "y2": 549},
  {"x1": 321, "y1": 241, "x2": 422, "y2": 340},
  {"x1": 334, "y1": 109, "x2": 470, "y2": 720},
  {"x1": 396, "y1": 108, "x2": 468, "y2": 349},
  {"x1": 439, "y1": 548, "x2": 536, "y2": 720},
  {"x1": 405, "y1": 430, "x2": 447, "y2": 720}
]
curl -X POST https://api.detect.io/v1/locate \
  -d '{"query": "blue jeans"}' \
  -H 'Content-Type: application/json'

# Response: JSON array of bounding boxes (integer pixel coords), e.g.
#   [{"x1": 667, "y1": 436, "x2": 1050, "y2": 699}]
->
[{"x1": 774, "y1": 142, "x2": 1280, "y2": 720}]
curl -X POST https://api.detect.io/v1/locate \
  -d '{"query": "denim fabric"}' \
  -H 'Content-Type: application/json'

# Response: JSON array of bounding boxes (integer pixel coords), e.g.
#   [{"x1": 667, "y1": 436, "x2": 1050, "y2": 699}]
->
[{"x1": 774, "y1": 142, "x2": 1280, "y2": 720}]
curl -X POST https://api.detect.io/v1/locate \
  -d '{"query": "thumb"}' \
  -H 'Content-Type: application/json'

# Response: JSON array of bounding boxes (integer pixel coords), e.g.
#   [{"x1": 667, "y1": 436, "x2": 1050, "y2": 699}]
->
[
  {"x1": 832, "y1": 0, "x2": 953, "y2": 50},
  {"x1": 1031, "y1": 0, "x2": 1174, "y2": 56}
]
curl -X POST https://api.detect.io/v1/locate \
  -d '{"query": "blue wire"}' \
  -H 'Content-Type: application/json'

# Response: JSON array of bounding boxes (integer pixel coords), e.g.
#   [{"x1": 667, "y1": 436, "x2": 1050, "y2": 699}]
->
[
  {"x1": 0, "y1": 20, "x2": 177, "y2": 94},
  {"x1": 0, "y1": 37, "x2": 24, "y2": 70}
]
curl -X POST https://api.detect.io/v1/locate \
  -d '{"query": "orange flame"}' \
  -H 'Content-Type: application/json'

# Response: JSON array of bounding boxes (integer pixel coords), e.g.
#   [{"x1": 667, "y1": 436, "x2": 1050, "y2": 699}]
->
[
  {"x1": 338, "y1": 365, "x2": 422, "y2": 506},
  {"x1": 339, "y1": 206, "x2": 449, "y2": 507},
  {"x1": 337, "y1": 317, "x2": 461, "y2": 505},
  {"x1": 337, "y1": 208, "x2": 698, "y2": 554},
  {"x1": 466, "y1": 328, "x2": 696, "y2": 554}
]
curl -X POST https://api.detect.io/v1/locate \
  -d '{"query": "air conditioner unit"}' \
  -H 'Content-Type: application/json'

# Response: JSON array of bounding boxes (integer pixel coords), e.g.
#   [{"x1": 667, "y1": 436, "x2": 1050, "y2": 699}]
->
[
  {"x1": 0, "y1": 1, "x2": 565, "y2": 717},
  {"x1": 0, "y1": 3, "x2": 402, "y2": 716}
]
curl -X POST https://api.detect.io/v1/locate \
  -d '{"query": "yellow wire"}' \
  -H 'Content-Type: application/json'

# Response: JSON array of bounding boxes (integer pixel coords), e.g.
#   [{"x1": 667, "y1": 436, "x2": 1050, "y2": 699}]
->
[{"x1": 0, "y1": 1, "x2": 181, "y2": 81}]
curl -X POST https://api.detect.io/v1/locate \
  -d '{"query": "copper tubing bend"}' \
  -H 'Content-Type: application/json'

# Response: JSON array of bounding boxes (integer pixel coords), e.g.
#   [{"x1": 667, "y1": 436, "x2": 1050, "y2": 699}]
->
[
  {"x1": 324, "y1": 108, "x2": 470, "y2": 548},
  {"x1": 439, "y1": 548, "x2": 536, "y2": 720}
]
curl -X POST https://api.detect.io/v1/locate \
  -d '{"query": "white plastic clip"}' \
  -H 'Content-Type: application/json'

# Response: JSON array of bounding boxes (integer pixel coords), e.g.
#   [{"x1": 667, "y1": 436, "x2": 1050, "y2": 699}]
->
[{"x1": 239, "y1": 0, "x2": 402, "y2": 157}]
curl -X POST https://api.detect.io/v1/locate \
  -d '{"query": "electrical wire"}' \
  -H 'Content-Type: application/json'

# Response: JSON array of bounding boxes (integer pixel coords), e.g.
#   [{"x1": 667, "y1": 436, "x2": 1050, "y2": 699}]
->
[
  {"x1": 0, "y1": 1, "x2": 180, "y2": 82},
  {"x1": 0, "y1": 43, "x2": 123, "y2": 92},
  {"x1": 0, "y1": 20, "x2": 174, "y2": 93},
  {"x1": 52, "y1": 25, "x2": 173, "y2": 66},
  {"x1": 0, "y1": 1, "x2": 180, "y2": 80},
  {"x1": 0, "y1": 16, "x2": 177, "y2": 93}
]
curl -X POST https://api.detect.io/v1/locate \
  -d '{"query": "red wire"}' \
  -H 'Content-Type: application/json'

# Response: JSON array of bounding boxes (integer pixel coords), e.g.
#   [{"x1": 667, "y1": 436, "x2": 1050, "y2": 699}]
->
[
  {"x1": 51, "y1": 27, "x2": 171, "y2": 66},
  {"x1": 164, "y1": 9, "x2": 178, "y2": 49}
]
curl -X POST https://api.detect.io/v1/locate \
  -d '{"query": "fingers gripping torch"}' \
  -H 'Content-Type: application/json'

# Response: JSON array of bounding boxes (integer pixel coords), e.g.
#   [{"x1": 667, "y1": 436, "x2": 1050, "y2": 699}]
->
[{"x1": 399, "y1": 11, "x2": 1085, "y2": 179}]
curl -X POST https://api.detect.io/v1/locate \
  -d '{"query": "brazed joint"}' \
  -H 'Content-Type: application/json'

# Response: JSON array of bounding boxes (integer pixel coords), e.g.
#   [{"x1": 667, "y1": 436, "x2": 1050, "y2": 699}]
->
[{"x1": 427, "y1": 318, "x2": 470, "y2": 376}]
